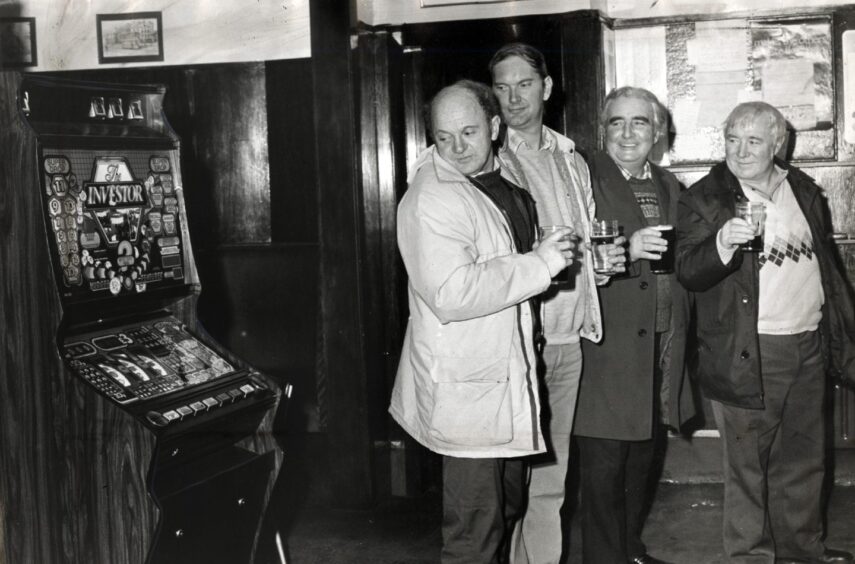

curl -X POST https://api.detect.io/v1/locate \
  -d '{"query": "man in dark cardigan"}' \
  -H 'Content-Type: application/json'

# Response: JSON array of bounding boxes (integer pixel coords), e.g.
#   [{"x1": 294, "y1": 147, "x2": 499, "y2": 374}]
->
[{"x1": 574, "y1": 87, "x2": 696, "y2": 564}]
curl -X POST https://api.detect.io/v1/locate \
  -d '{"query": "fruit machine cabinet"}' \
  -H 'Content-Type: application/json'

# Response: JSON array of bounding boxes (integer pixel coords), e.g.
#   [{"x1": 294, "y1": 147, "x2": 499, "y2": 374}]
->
[{"x1": 0, "y1": 72, "x2": 286, "y2": 564}]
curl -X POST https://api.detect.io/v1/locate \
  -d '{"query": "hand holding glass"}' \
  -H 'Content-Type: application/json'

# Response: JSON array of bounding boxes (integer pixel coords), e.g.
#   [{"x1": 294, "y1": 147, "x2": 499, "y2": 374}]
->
[
  {"x1": 650, "y1": 225, "x2": 675, "y2": 274},
  {"x1": 538, "y1": 225, "x2": 576, "y2": 286},
  {"x1": 591, "y1": 219, "x2": 619, "y2": 275},
  {"x1": 735, "y1": 201, "x2": 765, "y2": 252}
]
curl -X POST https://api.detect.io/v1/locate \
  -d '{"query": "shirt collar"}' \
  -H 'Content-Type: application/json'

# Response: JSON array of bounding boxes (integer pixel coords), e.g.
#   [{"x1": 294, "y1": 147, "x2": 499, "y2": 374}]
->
[
  {"x1": 738, "y1": 164, "x2": 789, "y2": 200},
  {"x1": 616, "y1": 160, "x2": 652, "y2": 181},
  {"x1": 506, "y1": 126, "x2": 556, "y2": 153}
]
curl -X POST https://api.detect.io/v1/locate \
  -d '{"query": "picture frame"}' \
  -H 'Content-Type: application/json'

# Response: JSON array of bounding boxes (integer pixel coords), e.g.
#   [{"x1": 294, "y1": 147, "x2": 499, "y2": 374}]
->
[
  {"x1": 96, "y1": 12, "x2": 163, "y2": 64},
  {"x1": 0, "y1": 17, "x2": 37, "y2": 68}
]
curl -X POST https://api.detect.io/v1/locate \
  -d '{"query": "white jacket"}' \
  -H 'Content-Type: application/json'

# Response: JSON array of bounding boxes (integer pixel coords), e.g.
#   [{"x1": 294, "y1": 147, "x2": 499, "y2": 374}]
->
[{"x1": 389, "y1": 147, "x2": 550, "y2": 458}]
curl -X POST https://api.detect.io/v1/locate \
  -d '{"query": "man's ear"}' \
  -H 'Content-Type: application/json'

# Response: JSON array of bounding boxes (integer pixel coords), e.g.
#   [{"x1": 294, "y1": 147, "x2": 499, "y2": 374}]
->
[
  {"x1": 490, "y1": 115, "x2": 501, "y2": 140},
  {"x1": 543, "y1": 76, "x2": 553, "y2": 102}
]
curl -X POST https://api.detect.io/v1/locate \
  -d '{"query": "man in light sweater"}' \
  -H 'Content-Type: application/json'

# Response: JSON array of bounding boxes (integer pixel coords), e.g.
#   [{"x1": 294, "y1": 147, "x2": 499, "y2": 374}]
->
[
  {"x1": 491, "y1": 42, "x2": 624, "y2": 564},
  {"x1": 676, "y1": 101, "x2": 855, "y2": 564}
]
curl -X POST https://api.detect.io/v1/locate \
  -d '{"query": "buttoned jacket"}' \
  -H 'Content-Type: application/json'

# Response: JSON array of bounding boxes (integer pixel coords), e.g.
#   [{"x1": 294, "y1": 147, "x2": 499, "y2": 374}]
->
[{"x1": 575, "y1": 151, "x2": 695, "y2": 440}]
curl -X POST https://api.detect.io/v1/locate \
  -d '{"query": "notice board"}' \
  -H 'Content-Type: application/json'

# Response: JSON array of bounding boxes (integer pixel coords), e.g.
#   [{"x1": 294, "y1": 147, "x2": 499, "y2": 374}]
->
[{"x1": 615, "y1": 16, "x2": 834, "y2": 165}]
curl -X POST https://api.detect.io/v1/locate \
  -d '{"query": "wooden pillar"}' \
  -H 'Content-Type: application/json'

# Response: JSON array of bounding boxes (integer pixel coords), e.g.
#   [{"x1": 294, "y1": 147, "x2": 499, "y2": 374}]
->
[
  {"x1": 560, "y1": 10, "x2": 609, "y2": 151},
  {"x1": 310, "y1": 0, "x2": 375, "y2": 507}
]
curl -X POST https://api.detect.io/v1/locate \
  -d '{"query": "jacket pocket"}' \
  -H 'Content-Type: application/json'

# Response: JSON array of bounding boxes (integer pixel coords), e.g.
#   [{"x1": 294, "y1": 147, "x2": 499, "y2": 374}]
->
[
  {"x1": 427, "y1": 356, "x2": 513, "y2": 446},
  {"x1": 429, "y1": 379, "x2": 513, "y2": 446}
]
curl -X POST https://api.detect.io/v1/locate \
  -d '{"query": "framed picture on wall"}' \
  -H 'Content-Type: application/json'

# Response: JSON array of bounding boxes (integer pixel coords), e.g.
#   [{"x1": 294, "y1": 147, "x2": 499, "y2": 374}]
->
[
  {"x1": 0, "y1": 17, "x2": 37, "y2": 68},
  {"x1": 96, "y1": 12, "x2": 163, "y2": 64}
]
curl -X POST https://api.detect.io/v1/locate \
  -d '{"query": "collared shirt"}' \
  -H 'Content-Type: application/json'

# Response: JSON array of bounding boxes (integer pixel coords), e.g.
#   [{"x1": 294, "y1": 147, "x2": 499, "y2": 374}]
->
[
  {"x1": 616, "y1": 160, "x2": 652, "y2": 181},
  {"x1": 498, "y1": 126, "x2": 603, "y2": 345}
]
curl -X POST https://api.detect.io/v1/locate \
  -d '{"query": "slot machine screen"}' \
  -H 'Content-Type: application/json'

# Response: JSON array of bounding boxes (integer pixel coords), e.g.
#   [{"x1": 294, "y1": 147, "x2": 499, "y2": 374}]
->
[{"x1": 41, "y1": 148, "x2": 188, "y2": 303}]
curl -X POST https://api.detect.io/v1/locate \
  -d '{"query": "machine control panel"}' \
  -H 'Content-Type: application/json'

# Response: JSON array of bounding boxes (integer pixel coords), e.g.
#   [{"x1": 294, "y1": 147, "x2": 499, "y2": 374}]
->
[{"x1": 63, "y1": 320, "x2": 236, "y2": 405}]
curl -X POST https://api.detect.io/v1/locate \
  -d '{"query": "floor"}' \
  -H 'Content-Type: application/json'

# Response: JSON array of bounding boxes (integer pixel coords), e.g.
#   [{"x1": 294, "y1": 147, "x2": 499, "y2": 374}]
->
[{"x1": 257, "y1": 436, "x2": 855, "y2": 564}]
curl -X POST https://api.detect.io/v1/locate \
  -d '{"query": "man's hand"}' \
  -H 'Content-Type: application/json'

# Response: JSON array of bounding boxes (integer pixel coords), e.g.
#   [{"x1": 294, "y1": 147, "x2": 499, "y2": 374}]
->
[
  {"x1": 629, "y1": 227, "x2": 668, "y2": 262},
  {"x1": 718, "y1": 218, "x2": 755, "y2": 250},
  {"x1": 534, "y1": 227, "x2": 576, "y2": 277},
  {"x1": 607, "y1": 235, "x2": 628, "y2": 273}
]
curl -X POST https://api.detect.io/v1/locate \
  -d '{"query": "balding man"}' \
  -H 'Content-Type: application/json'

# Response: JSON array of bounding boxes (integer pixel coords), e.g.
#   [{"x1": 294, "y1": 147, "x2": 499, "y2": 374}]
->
[{"x1": 390, "y1": 80, "x2": 574, "y2": 563}]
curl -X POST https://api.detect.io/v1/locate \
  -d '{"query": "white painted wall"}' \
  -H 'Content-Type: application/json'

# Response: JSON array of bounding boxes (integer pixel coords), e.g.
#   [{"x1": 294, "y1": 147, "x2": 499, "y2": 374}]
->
[
  {"x1": 356, "y1": 0, "x2": 593, "y2": 26},
  {"x1": 357, "y1": 0, "x2": 855, "y2": 26},
  {"x1": 0, "y1": 0, "x2": 310, "y2": 72}
]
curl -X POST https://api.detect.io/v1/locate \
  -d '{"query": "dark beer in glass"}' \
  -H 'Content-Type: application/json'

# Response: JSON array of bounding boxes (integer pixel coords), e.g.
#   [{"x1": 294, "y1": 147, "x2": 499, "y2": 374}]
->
[{"x1": 650, "y1": 225, "x2": 675, "y2": 274}]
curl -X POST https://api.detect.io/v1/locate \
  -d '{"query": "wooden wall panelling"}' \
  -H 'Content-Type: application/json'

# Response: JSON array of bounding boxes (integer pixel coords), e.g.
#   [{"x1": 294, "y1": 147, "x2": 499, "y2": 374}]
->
[
  {"x1": 0, "y1": 71, "x2": 160, "y2": 564},
  {"x1": 357, "y1": 29, "x2": 415, "y2": 496},
  {"x1": 266, "y1": 58, "x2": 320, "y2": 245},
  {"x1": 310, "y1": 0, "x2": 375, "y2": 507},
  {"x1": 188, "y1": 63, "x2": 271, "y2": 246},
  {"x1": 560, "y1": 10, "x2": 609, "y2": 152}
]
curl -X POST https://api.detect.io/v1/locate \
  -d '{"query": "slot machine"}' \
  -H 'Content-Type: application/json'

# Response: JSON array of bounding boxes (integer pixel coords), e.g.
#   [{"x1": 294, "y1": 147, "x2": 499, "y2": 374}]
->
[{"x1": 0, "y1": 72, "x2": 285, "y2": 564}]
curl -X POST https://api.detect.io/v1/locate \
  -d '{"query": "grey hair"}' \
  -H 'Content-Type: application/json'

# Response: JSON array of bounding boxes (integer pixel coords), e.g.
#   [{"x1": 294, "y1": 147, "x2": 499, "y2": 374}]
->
[
  {"x1": 724, "y1": 102, "x2": 788, "y2": 147},
  {"x1": 600, "y1": 86, "x2": 666, "y2": 136}
]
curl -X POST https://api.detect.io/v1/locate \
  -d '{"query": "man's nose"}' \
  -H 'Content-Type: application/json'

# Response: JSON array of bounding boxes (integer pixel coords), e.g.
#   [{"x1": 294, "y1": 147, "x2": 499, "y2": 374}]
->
[
  {"x1": 621, "y1": 122, "x2": 633, "y2": 138},
  {"x1": 737, "y1": 141, "x2": 749, "y2": 158},
  {"x1": 509, "y1": 87, "x2": 521, "y2": 103},
  {"x1": 452, "y1": 136, "x2": 466, "y2": 153}
]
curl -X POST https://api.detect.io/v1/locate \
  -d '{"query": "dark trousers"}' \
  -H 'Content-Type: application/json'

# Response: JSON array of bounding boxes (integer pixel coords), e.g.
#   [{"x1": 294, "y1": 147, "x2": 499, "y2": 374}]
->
[
  {"x1": 576, "y1": 435, "x2": 659, "y2": 563},
  {"x1": 711, "y1": 331, "x2": 826, "y2": 563},
  {"x1": 441, "y1": 456, "x2": 526, "y2": 564}
]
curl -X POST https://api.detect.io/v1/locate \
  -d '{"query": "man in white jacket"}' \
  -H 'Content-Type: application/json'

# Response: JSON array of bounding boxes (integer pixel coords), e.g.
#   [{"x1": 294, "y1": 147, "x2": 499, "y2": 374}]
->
[{"x1": 390, "y1": 79, "x2": 574, "y2": 563}]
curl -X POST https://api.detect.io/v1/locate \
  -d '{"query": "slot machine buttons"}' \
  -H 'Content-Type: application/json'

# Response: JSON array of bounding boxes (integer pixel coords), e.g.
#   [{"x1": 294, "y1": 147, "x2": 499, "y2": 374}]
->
[
  {"x1": 44, "y1": 157, "x2": 70, "y2": 174},
  {"x1": 163, "y1": 197, "x2": 178, "y2": 213},
  {"x1": 239, "y1": 384, "x2": 256, "y2": 398},
  {"x1": 162, "y1": 410, "x2": 181, "y2": 423},
  {"x1": 57, "y1": 241, "x2": 68, "y2": 256},
  {"x1": 129, "y1": 99, "x2": 144, "y2": 119},
  {"x1": 65, "y1": 215, "x2": 76, "y2": 229},
  {"x1": 160, "y1": 176, "x2": 174, "y2": 193},
  {"x1": 51, "y1": 175, "x2": 68, "y2": 196},
  {"x1": 162, "y1": 214, "x2": 176, "y2": 235},
  {"x1": 56, "y1": 230, "x2": 66, "y2": 243},
  {"x1": 215, "y1": 392, "x2": 231, "y2": 405},
  {"x1": 149, "y1": 184, "x2": 164, "y2": 207},
  {"x1": 80, "y1": 231, "x2": 101, "y2": 249},
  {"x1": 227, "y1": 389, "x2": 242, "y2": 402},
  {"x1": 109, "y1": 277, "x2": 122, "y2": 295},
  {"x1": 202, "y1": 397, "x2": 219, "y2": 410},
  {"x1": 65, "y1": 265, "x2": 80, "y2": 284},
  {"x1": 89, "y1": 97, "x2": 106, "y2": 119},
  {"x1": 150, "y1": 157, "x2": 170, "y2": 172},
  {"x1": 63, "y1": 198, "x2": 76, "y2": 215},
  {"x1": 52, "y1": 216, "x2": 64, "y2": 231},
  {"x1": 108, "y1": 98, "x2": 123, "y2": 119},
  {"x1": 48, "y1": 197, "x2": 62, "y2": 216},
  {"x1": 189, "y1": 401, "x2": 206, "y2": 415},
  {"x1": 176, "y1": 406, "x2": 193, "y2": 419}
]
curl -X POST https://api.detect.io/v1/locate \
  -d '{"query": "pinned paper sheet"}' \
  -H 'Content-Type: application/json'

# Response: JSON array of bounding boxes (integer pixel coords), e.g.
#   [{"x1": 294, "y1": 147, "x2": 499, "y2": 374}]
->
[{"x1": 843, "y1": 30, "x2": 855, "y2": 145}]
